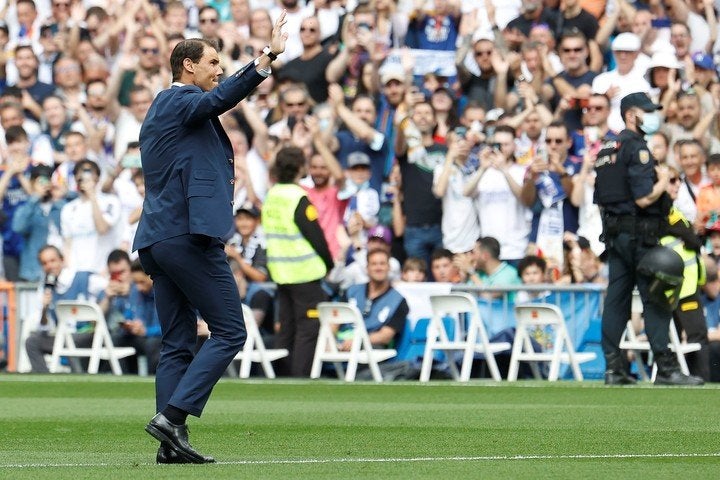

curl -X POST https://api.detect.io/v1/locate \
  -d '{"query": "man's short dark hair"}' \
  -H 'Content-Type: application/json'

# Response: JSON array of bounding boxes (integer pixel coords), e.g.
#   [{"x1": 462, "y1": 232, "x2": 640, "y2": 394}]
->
[
  {"x1": 5, "y1": 125, "x2": 28, "y2": 145},
  {"x1": 559, "y1": 27, "x2": 587, "y2": 45},
  {"x1": 170, "y1": 38, "x2": 217, "y2": 82},
  {"x1": 546, "y1": 120, "x2": 569, "y2": 137},
  {"x1": 707, "y1": 154, "x2": 720, "y2": 167},
  {"x1": 367, "y1": 248, "x2": 390, "y2": 263},
  {"x1": 517, "y1": 255, "x2": 547, "y2": 276},
  {"x1": 107, "y1": 249, "x2": 131, "y2": 266},
  {"x1": 273, "y1": 146, "x2": 306, "y2": 183},
  {"x1": 493, "y1": 125, "x2": 516, "y2": 138},
  {"x1": 478, "y1": 236, "x2": 501, "y2": 260},
  {"x1": 73, "y1": 159, "x2": 100, "y2": 177},
  {"x1": 430, "y1": 248, "x2": 453, "y2": 264}
]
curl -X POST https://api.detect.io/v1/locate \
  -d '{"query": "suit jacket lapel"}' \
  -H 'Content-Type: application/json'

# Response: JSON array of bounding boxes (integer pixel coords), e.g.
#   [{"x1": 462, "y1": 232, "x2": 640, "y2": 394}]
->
[{"x1": 210, "y1": 117, "x2": 233, "y2": 159}]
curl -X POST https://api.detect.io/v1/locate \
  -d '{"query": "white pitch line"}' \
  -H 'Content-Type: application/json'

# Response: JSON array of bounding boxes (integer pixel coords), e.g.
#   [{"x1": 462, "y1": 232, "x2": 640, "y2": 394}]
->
[{"x1": 3, "y1": 452, "x2": 720, "y2": 468}]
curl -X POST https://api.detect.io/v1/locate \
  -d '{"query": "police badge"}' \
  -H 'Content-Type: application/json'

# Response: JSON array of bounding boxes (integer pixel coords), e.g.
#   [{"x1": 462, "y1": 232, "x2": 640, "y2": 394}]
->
[{"x1": 639, "y1": 150, "x2": 650, "y2": 164}]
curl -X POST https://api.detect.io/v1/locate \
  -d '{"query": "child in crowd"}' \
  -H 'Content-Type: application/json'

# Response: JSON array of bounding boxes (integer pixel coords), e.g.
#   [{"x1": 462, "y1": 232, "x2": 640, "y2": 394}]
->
[
  {"x1": 696, "y1": 154, "x2": 720, "y2": 234},
  {"x1": 400, "y1": 257, "x2": 427, "y2": 282},
  {"x1": 515, "y1": 255, "x2": 549, "y2": 304}
]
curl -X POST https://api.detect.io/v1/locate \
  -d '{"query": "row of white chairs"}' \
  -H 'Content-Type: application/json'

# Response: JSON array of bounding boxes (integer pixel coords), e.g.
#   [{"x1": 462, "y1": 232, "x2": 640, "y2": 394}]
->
[{"x1": 48, "y1": 294, "x2": 697, "y2": 382}]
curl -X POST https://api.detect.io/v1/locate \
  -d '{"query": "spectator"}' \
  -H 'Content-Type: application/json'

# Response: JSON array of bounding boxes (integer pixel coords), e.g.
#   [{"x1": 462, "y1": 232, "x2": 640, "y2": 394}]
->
[
  {"x1": 52, "y1": 56, "x2": 85, "y2": 109},
  {"x1": 664, "y1": 92, "x2": 720, "y2": 161},
  {"x1": 60, "y1": 159, "x2": 121, "y2": 273},
  {"x1": 1, "y1": 125, "x2": 33, "y2": 280},
  {"x1": 649, "y1": 131, "x2": 672, "y2": 166},
  {"x1": 0, "y1": 100, "x2": 53, "y2": 165},
  {"x1": 429, "y1": 248, "x2": 463, "y2": 284},
  {"x1": 337, "y1": 248, "x2": 409, "y2": 351},
  {"x1": 267, "y1": 83, "x2": 311, "y2": 139},
  {"x1": 405, "y1": 0, "x2": 461, "y2": 51},
  {"x1": 463, "y1": 125, "x2": 529, "y2": 264},
  {"x1": 515, "y1": 254, "x2": 549, "y2": 304},
  {"x1": 12, "y1": 164, "x2": 66, "y2": 282},
  {"x1": 4, "y1": 45, "x2": 55, "y2": 122},
  {"x1": 24, "y1": 244, "x2": 107, "y2": 373},
  {"x1": 432, "y1": 128, "x2": 480, "y2": 254},
  {"x1": 695, "y1": 153, "x2": 720, "y2": 232},
  {"x1": 400, "y1": 257, "x2": 427, "y2": 282},
  {"x1": 276, "y1": 16, "x2": 333, "y2": 104},
  {"x1": 326, "y1": 84, "x2": 390, "y2": 194},
  {"x1": 469, "y1": 236, "x2": 522, "y2": 299},
  {"x1": 225, "y1": 202, "x2": 275, "y2": 340},
  {"x1": 97, "y1": 250, "x2": 161, "y2": 374},
  {"x1": 555, "y1": 0, "x2": 598, "y2": 41},
  {"x1": 674, "y1": 139, "x2": 710, "y2": 226},
  {"x1": 394, "y1": 100, "x2": 444, "y2": 267},
  {"x1": 41, "y1": 95, "x2": 74, "y2": 157},
  {"x1": 591, "y1": 33, "x2": 650, "y2": 133}
]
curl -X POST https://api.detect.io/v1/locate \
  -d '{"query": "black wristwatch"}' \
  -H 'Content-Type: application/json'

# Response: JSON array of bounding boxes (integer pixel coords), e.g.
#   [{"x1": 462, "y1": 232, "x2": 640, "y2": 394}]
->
[{"x1": 263, "y1": 46, "x2": 278, "y2": 61}]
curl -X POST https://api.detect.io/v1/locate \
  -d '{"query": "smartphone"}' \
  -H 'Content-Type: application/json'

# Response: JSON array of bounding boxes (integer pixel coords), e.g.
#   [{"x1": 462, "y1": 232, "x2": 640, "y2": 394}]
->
[
  {"x1": 454, "y1": 126, "x2": 468, "y2": 139},
  {"x1": 244, "y1": 45, "x2": 254, "y2": 56},
  {"x1": 491, "y1": 142, "x2": 502, "y2": 151},
  {"x1": 651, "y1": 17, "x2": 671, "y2": 29}
]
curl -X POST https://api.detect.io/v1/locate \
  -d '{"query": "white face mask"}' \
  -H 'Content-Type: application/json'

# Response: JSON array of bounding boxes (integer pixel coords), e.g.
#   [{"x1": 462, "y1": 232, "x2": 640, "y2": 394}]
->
[{"x1": 637, "y1": 112, "x2": 661, "y2": 135}]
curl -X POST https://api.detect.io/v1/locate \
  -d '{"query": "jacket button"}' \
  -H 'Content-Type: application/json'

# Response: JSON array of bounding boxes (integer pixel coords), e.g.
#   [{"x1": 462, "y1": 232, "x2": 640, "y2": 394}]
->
[
  {"x1": 230, "y1": 178, "x2": 235, "y2": 185},
  {"x1": 228, "y1": 158, "x2": 233, "y2": 164}
]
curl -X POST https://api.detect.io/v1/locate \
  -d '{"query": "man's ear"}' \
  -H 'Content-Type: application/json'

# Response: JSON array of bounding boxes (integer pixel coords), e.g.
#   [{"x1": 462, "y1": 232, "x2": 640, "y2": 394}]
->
[{"x1": 182, "y1": 57, "x2": 195, "y2": 74}]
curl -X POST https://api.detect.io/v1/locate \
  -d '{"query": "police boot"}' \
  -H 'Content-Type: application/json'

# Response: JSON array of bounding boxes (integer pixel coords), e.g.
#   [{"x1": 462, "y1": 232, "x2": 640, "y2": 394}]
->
[
  {"x1": 654, "y1": 351, "x2": 704, "y2": 386},
  {"x1": 604, "y1": 351, "x2": 636, "y2": 385}
]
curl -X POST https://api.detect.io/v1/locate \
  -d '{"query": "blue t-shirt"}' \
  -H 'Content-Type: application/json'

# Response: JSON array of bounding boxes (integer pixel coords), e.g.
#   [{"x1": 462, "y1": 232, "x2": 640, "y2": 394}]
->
[{"x1": 336, "y1": 130, "x2": 389, "y2": 194}]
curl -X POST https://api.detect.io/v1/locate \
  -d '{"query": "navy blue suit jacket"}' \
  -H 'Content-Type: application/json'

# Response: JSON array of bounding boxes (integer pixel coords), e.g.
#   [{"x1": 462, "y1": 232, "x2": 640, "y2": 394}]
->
[{"x1": 133, "y1": 64, "x2": 265, "y2": 251}]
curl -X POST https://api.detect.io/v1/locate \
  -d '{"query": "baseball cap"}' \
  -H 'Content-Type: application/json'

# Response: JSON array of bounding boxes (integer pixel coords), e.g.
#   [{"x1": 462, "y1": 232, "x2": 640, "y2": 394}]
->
[
  {"x1": 620, "y1": 92, "x2": 661, "y2": 118},
  {"x1": 367, "y1": 225, "x2": 391, "y2": 244},
  {"x1": 611, "y1": 32, "x2": 641, "y2": 52},
  {"x1": 234, "y1": 201, "x2": 260, "y2": 218},
  {"x1": 380, "y1": 64, "x2": 406, "y2": 85},
  {"x1": 347, "y1": 151, "x2": 371, "y2": 168},
  {"x1": 692, "y1": 52, "x2": 715, "y2": 70},
  {"x1": 30, "y1": 164, "x2": 54, "y2": 180}
]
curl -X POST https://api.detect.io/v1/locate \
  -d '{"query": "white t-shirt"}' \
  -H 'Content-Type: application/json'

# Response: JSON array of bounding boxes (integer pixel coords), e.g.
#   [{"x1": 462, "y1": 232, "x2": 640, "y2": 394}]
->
[
  {"x1": 432, "y1": 162, "x2": 481, "y2": 253},
  {"x1": 592, "y1": 68, "x2": 651, "y2": 133},
  {"x1": 114, "y1": 109, "x2": 143, "y2": 162},
  {"x1": 60, "y1": 192, "x2": 122, "y2": 273},
  {"x1": 473, "y1": 164, "x2": 530, "y2": 260}
]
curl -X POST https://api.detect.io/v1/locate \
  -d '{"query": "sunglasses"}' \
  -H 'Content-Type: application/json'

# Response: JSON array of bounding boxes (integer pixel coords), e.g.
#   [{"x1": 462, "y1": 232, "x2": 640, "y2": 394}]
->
[
  {"x1": 285, "y1": 101, "x2": 306, "y2": 107},
  {"x1": 562, "y1": 47, "x2": 584, "y2": 53},
  {"x1": 669, "y1": 177, "x2": 680, "y2": 184},
  {"x1": 585, "y1": 105, "x2": 605, "y2": 112},
  {"x1": 300, "y1": 27, "x2": 317, "y2": 32},
  {"x1": 199, "y1": 18, "x2": 218, "y2": 24},
  {"x1": 362, "y1": 299, "x2": 373, "y2": 317},
  {"x1": 545, "y1": 138, "x2": 565, "y2": 144},
  {"x1": 140, "y1": 48, "x2": 159, "y2": 55},
  {"x1": 474, "y1": 50, "x2": 492, "y2": 56}
]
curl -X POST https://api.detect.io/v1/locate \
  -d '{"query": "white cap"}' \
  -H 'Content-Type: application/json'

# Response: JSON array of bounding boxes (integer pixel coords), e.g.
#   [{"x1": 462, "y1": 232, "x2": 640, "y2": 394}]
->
[
  {"x1": 472, "y1": 30, "x2": 495, "y2": 44},
  {"x1": 612, "y1": 32, "x2": 641, "y2": 52}
]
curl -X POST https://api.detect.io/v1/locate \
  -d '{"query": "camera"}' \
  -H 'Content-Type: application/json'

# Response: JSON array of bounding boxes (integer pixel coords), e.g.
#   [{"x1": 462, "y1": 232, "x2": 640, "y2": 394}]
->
[
  {"x1": 453, "y1": 126, "x2": 467, "y2": 139},
  {"x1": 491, "y1": 142, "x2": 502, "y2": 151}
]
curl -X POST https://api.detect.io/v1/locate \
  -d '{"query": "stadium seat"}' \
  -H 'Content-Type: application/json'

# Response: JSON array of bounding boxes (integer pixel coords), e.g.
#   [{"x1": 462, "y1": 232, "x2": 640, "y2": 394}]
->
[
  {"x1": 50, "y1": 301, "x2": 136, "y2": 375},
  {"x1": 419, "y1": 293, "x2": 511, "y2": 382},
  {"x1": 233, "y1": 304, "x2": 288, "y2": 378},
  {"x1": 310, "y1": 302, "x2": 397, "y2": 382},
  {"x1": 508, "y1": 304, "x2": 596, "y2": 381},
  {"x1": 619, "y1": 320, "x2": 700, "y2": 382}
]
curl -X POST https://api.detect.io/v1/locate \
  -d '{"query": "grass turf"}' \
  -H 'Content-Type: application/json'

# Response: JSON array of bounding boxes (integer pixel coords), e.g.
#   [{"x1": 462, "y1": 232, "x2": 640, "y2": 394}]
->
[{"x1": 0, "y1": 375, "x2": 718, "y2": 479}]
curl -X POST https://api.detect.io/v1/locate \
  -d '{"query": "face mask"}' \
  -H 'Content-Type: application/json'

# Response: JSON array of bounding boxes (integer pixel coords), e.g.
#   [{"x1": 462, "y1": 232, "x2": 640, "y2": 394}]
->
[
  {"x1": 121, "y1": 153, "x2": 142, "y2": 169},
  {"x1": 637, "y1": 112, "x2": 660, "y2": 135}
]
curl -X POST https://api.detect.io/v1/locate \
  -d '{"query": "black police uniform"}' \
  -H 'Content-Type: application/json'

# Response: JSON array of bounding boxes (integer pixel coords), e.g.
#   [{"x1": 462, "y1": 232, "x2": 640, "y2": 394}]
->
[{"x1": 593, "y1": 129, "x2": 674, "y2": 368}]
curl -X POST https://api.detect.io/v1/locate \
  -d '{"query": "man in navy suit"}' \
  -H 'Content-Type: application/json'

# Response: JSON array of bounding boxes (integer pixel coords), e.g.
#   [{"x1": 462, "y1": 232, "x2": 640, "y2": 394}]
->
[{"x1": 135, "y1": 12, "x2": 288, "y2": 465}]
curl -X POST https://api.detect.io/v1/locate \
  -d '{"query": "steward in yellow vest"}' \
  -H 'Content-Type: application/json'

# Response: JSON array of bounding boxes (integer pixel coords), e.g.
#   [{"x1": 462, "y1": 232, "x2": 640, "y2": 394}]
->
[
  {"x1": 261, "y1": 146, "x2": 332, "y2": 377},
  {"x1": 660, "y1": 206, "x2": 709, "y2": 380}
]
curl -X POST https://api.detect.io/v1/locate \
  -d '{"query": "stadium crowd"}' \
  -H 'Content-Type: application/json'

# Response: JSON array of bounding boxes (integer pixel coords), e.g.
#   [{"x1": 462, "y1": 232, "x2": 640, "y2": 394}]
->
[{"x1": 2, "y1": 0, "x2": 720, "y2": 380}]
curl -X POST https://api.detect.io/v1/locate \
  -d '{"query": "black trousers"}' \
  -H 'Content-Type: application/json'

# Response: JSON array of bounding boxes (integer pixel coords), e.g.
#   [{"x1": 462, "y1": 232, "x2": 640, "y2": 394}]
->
[
  {"x1": 674, "y1": 291, "x2": 710, "y2": 381},
  {"x1": 602, "y1": 232, "x2": 672, "y2": 356},
  {"x1": 275, "y1": 280, "x2": 327, "y2": 377}
]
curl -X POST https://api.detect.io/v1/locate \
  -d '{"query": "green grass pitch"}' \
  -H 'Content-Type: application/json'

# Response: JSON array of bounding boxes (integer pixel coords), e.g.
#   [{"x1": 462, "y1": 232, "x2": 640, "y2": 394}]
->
[{"x1": 1, "y1": 375, "x2": 719, "y2": 479}]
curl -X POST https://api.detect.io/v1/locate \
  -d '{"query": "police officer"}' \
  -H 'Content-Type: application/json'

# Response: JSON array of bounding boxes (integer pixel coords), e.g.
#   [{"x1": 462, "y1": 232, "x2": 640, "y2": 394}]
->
[
  {"x1": 262, "y1": 146, "x2": 333, "y2": 377},
  {"x1": 593, "y1": 92, "x2": 703, "y2": 386}
]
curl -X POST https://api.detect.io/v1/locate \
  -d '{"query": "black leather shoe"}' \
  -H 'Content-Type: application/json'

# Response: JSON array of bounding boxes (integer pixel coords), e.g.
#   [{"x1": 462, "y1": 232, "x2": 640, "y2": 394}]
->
[
  {"x1": 604, "y1": 370, "x2": 637, "y2": 385},
  {"x1": 157, "y1": 442, "x2": 215, "y2": 464},
  {"x1": 654, "y1": 370, "x2": 704, "y2": 386},
  {"x1": 145, "y1": 413, "x2": 210, "y2": 464}
]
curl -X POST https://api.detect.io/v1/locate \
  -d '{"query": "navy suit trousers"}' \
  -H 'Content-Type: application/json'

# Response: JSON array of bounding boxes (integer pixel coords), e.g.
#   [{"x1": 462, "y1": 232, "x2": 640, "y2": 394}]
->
[{"x1": 139, "y1": 233, "x2": 246, "y2": 416}]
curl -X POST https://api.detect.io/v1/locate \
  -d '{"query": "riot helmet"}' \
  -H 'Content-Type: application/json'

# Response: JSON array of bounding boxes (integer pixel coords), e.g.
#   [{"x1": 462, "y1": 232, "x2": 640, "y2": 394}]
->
[{"x1": 637, "y1": 246, "x2": 685, "y2": 309}]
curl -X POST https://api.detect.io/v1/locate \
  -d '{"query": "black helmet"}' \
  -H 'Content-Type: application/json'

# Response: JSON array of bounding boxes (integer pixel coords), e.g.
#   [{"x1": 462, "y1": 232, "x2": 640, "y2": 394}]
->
[{"x1": 637, "y1": 246, "x2": 685, "y2": 309}]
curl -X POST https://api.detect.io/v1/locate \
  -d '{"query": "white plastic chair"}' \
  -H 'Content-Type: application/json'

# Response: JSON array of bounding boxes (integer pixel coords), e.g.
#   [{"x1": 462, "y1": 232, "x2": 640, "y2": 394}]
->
[
  {"x1": 310, "y1": 302, "x2": 397, "y2": 382},
  {"x1": 619, "y1": 320, "x2": 700, "y2": 382},
  {"x1": 508, "y1": 304, "x2": 596, "y2": 381},
  {"x1": 419, "y1": 293, "x2": 511, "y2": 382},
  {"x1": 50, "y1": 301, "x2": 136, "y2": 375},
  {"x1": 233, "y1": 304, "x2": 288, "y2": 378}
]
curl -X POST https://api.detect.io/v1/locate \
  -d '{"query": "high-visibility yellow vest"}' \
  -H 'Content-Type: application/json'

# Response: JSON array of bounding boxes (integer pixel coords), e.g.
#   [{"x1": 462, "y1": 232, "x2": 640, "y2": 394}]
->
[
  {"x1": 660, "y1": 208, "x2": 706, "y2": 299},
  {"x1": 262, "y1": 183, "x2": 327, "y2": 284}
]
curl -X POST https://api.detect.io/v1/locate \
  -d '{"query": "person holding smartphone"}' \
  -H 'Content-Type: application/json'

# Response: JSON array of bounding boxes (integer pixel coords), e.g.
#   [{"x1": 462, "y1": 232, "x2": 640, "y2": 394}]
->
[{"x1": 60, "y1": 159, "x2": 121, "y2": 273}]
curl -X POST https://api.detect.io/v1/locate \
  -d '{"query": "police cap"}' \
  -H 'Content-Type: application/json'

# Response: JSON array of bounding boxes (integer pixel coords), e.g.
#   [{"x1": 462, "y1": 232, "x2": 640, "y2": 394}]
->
[{"x1": 620, "y1": 92, "x2": 661, "y2": 119}]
